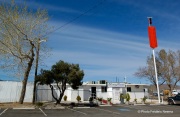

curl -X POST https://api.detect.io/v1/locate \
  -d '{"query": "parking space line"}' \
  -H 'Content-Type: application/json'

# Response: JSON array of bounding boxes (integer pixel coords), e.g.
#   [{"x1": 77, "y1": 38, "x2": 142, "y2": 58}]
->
[
  {"x1": 94, "y1": 108, "x2": 123, "y2": 116},
  {"x1": 115, "y1": 105, "x2": 140, "y2": 110},
  {"x1": 120, "y1": 105, "x2": 157, "y2": 110},
  {"x1": 0, "y1": 108, "x2": 8, "y2": 116},
  {"x1": 67, "y1": 107, "x2": 87, "y2": 115},
  {"x1": 39, "y1": 108, "x2": 47, "y2": 116},
  {"x1": 120, "y1": 105, "x2": 138, "y2": 109}
]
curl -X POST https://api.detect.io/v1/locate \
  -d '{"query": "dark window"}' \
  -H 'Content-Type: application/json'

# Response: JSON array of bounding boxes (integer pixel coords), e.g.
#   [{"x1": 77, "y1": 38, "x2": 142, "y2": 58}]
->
[
  {"x1": 127, "y1": 87, "x2": 131, "y2": 92},
  {"x1": 101, "y1": 86, "x2": 107, "y2": 92}
]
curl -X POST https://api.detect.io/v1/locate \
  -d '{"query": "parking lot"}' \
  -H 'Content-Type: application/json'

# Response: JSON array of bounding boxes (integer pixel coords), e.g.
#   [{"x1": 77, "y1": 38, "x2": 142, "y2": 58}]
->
[{"x1": 0, "y1": 104, "x2": 180, "y2": 117}]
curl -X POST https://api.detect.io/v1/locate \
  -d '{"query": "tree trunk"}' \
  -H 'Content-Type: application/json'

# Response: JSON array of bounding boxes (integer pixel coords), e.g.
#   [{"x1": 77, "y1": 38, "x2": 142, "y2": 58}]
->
[
  {"x1": 19, "y1": 43, "x2": 35, "y2": 104},
  {"x1": 19, "y1": 57, "x2": 34, "y2": 104},
  {"x1": 57, "y1": 81, "x2": 66, "y2": 104},
  {"x1": 49, "y1": 85, "x2": 58, "y2": 103},
  {"x1": 58, "y1": 93, "x2": 64, "y2": 104}
]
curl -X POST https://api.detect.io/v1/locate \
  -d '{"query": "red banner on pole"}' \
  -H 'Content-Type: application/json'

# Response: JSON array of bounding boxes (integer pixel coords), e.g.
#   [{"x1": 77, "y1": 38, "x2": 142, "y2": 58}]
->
[{"x1": 148, "y1": 26, "x2": 158, "y2": 48}]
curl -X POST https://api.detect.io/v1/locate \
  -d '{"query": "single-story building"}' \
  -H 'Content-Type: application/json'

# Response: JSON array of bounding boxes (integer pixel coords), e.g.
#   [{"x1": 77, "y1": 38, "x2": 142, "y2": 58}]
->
[
  {"x1": 36, "y1": 80, "x2": 149, "y2": 104},
  {"x1": 0, "y1": 80, "x2": 149, "y2": 104}
]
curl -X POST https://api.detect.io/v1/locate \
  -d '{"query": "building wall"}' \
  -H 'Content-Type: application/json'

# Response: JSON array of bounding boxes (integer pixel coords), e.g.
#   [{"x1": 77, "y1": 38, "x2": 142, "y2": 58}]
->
[
  {"x1": 67, "y1": 85, "x2": 108, "y2": 101},
  {"x1": 126, "y1": 85, "x2": 149, "y2": 102}
]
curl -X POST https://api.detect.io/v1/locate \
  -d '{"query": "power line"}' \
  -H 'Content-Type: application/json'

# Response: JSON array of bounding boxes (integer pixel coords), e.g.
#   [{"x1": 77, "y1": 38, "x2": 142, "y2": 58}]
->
[{"x1": 42, "y1": 0, "x2": 106, "y2": 38}]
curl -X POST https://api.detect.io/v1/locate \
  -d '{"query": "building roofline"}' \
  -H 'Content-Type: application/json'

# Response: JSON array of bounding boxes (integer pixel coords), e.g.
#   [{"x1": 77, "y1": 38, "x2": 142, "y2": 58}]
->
[{"x1": 126, "y1": 84, "x2": 150, "y2": 86}]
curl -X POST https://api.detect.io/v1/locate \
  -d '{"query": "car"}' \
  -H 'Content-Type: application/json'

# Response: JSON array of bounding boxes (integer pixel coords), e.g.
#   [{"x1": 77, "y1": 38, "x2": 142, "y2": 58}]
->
[
  {"x1": 153, "y1": 92, "x2": 164, "y2": 96},
  {"x1": 168, "y1": 93, "x2": 180, "y2": 105},
  {"x1": 172, "y1": 90, "x2": 178, "y2": 95}
]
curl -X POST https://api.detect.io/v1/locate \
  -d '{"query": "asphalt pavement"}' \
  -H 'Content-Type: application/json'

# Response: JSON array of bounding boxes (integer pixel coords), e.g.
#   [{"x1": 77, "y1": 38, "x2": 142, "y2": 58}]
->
[{"x1": 0, "y1": 104, "x2": 179, "y2": 117}]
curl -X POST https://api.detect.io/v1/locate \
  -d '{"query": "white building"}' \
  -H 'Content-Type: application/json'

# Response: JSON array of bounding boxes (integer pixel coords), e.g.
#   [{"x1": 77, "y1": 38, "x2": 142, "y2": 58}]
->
[
  {"x1": 0, "y1": 80, "x2": 149, "y2": 104},
  {"x1": 125, "y1": 84, "x2": 149, "y2": 102},
  {"x1": 37, "y1": 80, "x2": 149, "y2": 104}
]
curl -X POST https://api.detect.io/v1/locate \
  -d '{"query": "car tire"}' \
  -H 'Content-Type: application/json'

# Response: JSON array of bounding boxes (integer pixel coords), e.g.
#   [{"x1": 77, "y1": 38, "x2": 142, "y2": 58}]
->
[{"x1": 168, "y1": 100, "x2": 174, "y2": 105}]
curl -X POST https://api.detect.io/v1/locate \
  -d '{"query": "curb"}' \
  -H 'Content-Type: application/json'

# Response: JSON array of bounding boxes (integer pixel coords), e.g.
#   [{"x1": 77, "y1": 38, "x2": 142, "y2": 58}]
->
[
  {"x1": 13, "y1": 107, "x2": 35, "y2": 109},
  {"x1": 149, "y1": 104, "x2": 168, "y2": 105},
  {"x1": 44, "y1": 107, "x2": 65, "y2": 109},
  {"x1": 99, "y1": 105, "x2": 112, "y2": 106},
  {"x1": 73, "y1": 107, "x2": 90, "y2": 109},
  {"x1": 134, "y1": 104, "x2": 146, "y2": 106}
]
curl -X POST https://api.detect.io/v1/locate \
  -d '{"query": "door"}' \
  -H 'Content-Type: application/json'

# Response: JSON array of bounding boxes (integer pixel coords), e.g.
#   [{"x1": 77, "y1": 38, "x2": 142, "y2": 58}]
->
[
  {"x1": 113, "y1": 88, "x2": 121, "y2": 104},
  {"x1": 91, "y1": 87, "x2": 96, "y2": 99}
]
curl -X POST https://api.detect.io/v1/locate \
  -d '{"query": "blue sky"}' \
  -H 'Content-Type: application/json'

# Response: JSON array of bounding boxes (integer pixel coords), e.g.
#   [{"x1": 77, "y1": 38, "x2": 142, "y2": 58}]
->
[{"x1": 1, "y1": 0, "x2": 180, "y2": 84}]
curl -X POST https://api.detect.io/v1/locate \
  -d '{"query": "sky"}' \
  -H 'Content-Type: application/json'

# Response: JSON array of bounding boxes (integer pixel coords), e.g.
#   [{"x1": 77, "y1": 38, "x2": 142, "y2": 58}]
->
[{"x1": 1, "y1": 0, "x2": 180, "y2": 84}]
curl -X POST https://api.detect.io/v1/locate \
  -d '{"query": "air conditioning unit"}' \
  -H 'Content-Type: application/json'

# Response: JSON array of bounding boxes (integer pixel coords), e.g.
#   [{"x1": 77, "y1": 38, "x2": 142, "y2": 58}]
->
[
  {"x1": 98, "y1": 80, "x2": 106, "y2": 84},
  {"x1": 88, "y1": 81, "x2": 96, "y2": 84}
]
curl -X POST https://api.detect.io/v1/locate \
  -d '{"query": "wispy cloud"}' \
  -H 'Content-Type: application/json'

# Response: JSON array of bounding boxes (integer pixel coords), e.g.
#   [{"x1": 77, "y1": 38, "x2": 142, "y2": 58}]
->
[
  {"x1": 43, "y1": 21, "x2": 152, "y2": 81},
  {"x1": 42, "y1": 5, "x2": 81, "y2": 14},
  {"x1": 43, "y1": 21, "x2": 180, "y2": 82},
  {"x1": 30, "y1": 1, "x2": 81, "y2": 14}
]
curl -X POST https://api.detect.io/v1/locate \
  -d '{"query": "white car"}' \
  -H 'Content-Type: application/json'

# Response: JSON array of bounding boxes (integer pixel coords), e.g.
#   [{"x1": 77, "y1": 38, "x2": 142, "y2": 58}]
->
[{"x1": 172, "y1": 90, "x2": 178, "y2": 95}]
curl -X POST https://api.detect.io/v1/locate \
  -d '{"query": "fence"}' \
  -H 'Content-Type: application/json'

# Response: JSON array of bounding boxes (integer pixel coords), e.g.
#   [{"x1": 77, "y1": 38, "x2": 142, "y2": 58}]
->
[{"x1": 0, "y1": 81, "x2": 33, "y2": 102}]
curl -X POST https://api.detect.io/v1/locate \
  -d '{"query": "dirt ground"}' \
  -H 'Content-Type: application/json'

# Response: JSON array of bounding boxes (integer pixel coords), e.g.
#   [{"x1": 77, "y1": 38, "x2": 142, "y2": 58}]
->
[
  {"x1": 0, "y1": 102, "x2": 67, "y2": 109},
  {"x1": 0, "y1": 102, "x2": 35, "y2": 108}
]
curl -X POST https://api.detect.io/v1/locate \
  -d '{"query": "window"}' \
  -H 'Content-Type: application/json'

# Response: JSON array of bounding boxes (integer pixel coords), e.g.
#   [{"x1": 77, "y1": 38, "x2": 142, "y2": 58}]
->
[
  {"x1": 127, "y1": 87, "x2": 131, "y2": 92},
  {"x1": 101, "y1": 86, "x2": 107, "y2": 92}
]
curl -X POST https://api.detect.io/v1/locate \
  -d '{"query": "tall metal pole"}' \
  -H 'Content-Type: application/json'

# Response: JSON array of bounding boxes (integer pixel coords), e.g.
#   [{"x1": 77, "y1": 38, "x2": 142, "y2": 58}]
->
[
  {"x1": 152, "y1": 49, "x2": 161, "y2": 104},
  {"x1": 32, "y1": 38, "x2": 40, "y2": 104},
  {"x1": 32, "y1": 38, "x2": 46, "y2": 104}
]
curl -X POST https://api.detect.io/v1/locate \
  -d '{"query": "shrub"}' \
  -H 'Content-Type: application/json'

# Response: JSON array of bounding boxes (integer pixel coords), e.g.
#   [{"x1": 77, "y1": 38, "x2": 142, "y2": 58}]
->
[
  {"x1": 134, "y1": 98, "x2": 137, "y2": 102},
  {"x1": 36, "y1": 102, "x2": 43, "y2": 107},
  {"x1": 64, "y1": 95, "x2": 67, "y2": 101},
  {"x1": 163, "y1": 90, "x2": 169, "y2": 96},
  {"x1": 89, "y1": 97, "x2": 93, "y2": 102},
  {"x1": 126, "y1": 93, "x2": 130, "y2": 102},
  {"x1": 107, "y1": 98, "x2": 112, "y2": 102},
  {"x1": 97, "y1": 97, "x2": 103, "y2": 101},
  {"x1": 142, "y1": 96, "x2": 147, "y2": 103},
  {"x1": 76, "y1": 95, "x2": 81, "y2": 102},
  {"x1": 120, "y1": 93, "x2": 124, "y2": 100}
]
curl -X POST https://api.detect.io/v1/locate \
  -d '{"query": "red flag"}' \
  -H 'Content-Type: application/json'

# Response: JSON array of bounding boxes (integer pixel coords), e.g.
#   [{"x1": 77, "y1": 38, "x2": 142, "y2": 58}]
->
[{"x1": 148, "y1": 26, "x2": 158, "y2": 48}]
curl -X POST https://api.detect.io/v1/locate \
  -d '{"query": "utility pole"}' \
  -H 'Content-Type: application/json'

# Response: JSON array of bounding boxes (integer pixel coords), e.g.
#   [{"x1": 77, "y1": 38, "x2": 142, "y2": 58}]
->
[{"x1": 32, "y1": 38, "x2": 46, "y2": 104}]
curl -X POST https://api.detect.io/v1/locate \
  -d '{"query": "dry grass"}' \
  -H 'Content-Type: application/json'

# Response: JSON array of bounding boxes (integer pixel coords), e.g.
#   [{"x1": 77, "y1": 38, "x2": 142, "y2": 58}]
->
[{"x1": 0, "y1": 102, "x2": 34, "y2": 108}]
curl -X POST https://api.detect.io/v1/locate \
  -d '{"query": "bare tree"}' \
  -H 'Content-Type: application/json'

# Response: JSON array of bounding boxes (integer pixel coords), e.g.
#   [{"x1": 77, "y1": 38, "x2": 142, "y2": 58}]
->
[
  {"x1": 176, "y1": 50, "x2": 180, "y2": 86},
  {"x1": 0, "y1": 1, "x2": 50, "y2": 104},
  {"x1": 135, "y1": 55, "x2": 165, "y2": 88},
  {"x1": 135, "y1": 49, "x2": 180, "y2": 95},
  {"x1": 158, "y1": 49, "x2": 180, "y2": 94}
]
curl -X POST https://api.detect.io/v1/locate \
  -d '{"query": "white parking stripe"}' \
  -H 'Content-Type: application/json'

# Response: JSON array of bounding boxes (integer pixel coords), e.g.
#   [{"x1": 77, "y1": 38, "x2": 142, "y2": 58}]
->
[
  {"x1": 67, "y1": 107, "x2": 87, "y2": 115},
  {"x1": 95, "y1": 108, "x2": 122, "y2": 115},
  {"x1": 0, "y1": 108, "x2": 8, "y2": 116},
  {"x1": 39, "y1": 108, "x2": 47, "y2": 116}
]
